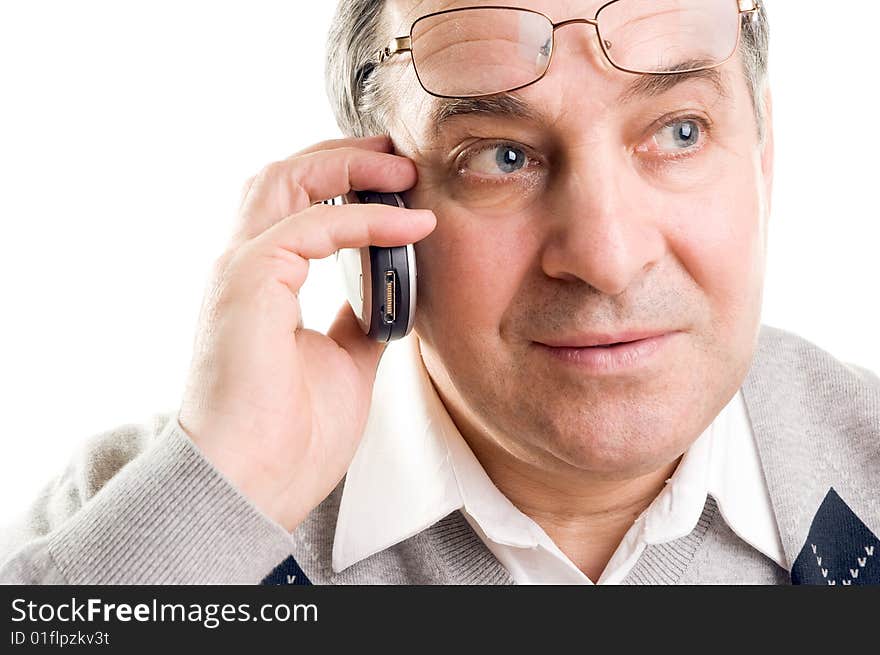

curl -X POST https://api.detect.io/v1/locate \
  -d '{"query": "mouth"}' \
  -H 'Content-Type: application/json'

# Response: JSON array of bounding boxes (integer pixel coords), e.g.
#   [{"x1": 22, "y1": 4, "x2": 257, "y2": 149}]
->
[{"x1": 532, "y1": 330, "x2": 679, "y2": 373}]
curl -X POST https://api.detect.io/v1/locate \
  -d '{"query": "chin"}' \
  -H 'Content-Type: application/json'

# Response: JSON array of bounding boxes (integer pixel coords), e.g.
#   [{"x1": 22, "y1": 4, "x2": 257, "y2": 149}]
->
[
  {"x1": 505, "y1": 370, "x2": 722, "y2": 478},
  {"x1": 538, "y1": 413, "x2": 684, "y2": 478}
]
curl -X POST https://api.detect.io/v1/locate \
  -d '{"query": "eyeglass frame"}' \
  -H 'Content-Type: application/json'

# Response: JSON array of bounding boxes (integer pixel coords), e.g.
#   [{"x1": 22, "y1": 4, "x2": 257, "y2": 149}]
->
[{"x1": 371, "y1": 0, "x2": 762, "y2": 99}]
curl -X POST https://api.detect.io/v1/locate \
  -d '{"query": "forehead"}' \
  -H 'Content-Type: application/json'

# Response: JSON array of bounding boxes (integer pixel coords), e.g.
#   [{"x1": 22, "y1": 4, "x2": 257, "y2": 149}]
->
[
  {"x1": 392, "y1": 0, "x2": 606, "y2": 27},
  {"x1": 384, "y1": 0, "x2": 748, "y2": 147}
]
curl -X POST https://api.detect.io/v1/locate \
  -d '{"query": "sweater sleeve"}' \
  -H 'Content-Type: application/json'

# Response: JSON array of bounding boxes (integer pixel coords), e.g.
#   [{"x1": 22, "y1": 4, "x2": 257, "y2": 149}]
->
[{"x1": 0, "y1": 412, "x2": 296, "y2": 584}]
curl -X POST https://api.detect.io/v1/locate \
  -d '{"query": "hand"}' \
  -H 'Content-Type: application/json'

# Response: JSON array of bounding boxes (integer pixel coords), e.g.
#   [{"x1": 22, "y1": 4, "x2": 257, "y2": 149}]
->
[{"x1": 177, "y1": 134, "x2": 436, "y2": 531}]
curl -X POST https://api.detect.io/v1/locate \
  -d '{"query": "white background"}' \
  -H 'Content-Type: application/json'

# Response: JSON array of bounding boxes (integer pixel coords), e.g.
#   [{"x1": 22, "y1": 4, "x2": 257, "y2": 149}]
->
[{"x1": 0, "y1": 1, "x2": 877, "y2": 525}]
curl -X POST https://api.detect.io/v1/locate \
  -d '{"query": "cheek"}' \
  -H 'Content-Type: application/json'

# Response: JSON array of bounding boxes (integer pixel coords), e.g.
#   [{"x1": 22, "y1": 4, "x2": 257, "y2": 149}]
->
[
  {"x1": 666, "y1": 159, "x2": 765, "y2": 332},
  {"x1": 413, "y1": 204, "x2": 533, "y2": 341}
]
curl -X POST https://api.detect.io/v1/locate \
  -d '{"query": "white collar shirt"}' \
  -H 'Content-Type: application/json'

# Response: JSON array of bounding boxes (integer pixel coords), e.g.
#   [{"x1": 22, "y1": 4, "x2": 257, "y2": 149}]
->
[{"x1": 332, "y1": 333, "x2": 786, "y2": 584}]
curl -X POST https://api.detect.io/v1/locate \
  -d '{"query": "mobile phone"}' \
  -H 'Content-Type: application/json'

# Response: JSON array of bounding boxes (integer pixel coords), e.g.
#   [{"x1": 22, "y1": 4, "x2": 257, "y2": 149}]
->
[{"x1": 323, "y1": 190, "x2": 417, "y2": 342}]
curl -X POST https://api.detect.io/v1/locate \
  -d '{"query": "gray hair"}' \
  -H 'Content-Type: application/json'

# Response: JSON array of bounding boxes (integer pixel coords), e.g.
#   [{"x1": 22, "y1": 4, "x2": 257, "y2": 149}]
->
[{"x1": 325, "y1": 1, "x2": 770, "y2": 143}]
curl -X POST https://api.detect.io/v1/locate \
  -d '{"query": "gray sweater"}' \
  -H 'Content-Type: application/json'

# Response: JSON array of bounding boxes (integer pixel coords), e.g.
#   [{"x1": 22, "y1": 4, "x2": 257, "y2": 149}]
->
[{"x1": 1, "y1": 326, "x2": 879, "y2": 584}]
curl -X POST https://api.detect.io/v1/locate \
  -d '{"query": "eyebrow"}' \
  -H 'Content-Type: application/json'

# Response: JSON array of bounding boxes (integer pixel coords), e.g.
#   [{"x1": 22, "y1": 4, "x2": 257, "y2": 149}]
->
[{"x1": 428, "y1": 61, "x2": 730, "y2": 137}]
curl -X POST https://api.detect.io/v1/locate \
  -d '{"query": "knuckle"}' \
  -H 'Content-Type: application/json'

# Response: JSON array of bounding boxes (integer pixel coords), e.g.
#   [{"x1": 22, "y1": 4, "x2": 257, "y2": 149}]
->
[
  {"x1": 256, "y1": 246, "x2": 309, "y2": 292},
  {"x1": 243, "y1": 159, "x2": 312, "y2": 215},
  {"x1": 261, "y1": 159, "x2": 310, "y2": 203},
  {"x1": 261, "y1": 159, "x2": 288, "y2": 180}
]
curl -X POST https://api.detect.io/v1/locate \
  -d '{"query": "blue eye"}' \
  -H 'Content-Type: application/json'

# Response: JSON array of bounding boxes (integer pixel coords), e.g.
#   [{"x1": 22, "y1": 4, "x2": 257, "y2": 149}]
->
[
  {"x1": 465, "y1": 144, "x2": 530, "y2": 176},
  {"x1": 656, "y1": 119, "x2": 701, "y2": 150},
  {"x1": 496, "y1": 146, "x2": 527, "y2": 173},
  {"x1": 674, "y1": 121, "x2": 698, "y2": 146}
]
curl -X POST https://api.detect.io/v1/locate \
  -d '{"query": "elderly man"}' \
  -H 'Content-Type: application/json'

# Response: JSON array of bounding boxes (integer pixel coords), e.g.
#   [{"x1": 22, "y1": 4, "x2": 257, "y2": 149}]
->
[{"x1": 2, "y1": 0, "x2": 878, "y2": 586}]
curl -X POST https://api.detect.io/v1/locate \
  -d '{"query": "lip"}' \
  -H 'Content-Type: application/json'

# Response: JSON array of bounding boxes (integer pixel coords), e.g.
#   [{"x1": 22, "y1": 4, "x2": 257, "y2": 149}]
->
[
  {"x1": 537, "y1": 330, "x2": 671, "y2": 349},
  {"x1": 533, "y1": 330, "x2": 679, "y2": 374}
]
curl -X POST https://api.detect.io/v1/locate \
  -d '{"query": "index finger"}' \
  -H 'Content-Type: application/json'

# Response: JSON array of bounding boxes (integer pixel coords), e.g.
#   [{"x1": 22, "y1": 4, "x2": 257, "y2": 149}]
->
[
  {"x1": 288, "y1": 134, "x2": 393, "y2": 158},
  {"x1": 236, "y1": 146, "x2": 420, "y2": 243},
  {"x1": 236, "y1": 135, "x2": 393, "y2": 207}
]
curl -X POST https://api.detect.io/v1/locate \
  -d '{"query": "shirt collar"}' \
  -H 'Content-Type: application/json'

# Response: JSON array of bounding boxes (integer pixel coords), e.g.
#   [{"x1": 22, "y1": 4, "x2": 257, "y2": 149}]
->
[
  {"x1": 640, "y1": 390, "x2": 786, "y2": 573},
  {"x1": 332, "y1": 333, "x2": 786, "y2": 574},
  {"x1": 331, "y1": 333, "x2": 460, "y2": 573}
]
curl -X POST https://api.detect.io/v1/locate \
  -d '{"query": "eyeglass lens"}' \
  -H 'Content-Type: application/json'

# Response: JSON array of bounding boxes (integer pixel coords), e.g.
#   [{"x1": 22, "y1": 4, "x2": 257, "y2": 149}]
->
[{"x1": 409, "y1": 0, "x2": 741, "y2": 98}]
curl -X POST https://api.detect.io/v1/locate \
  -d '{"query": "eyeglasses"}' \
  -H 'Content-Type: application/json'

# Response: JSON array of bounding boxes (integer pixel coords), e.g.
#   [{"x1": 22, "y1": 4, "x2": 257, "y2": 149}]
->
[{"x1": 373, "y1": 0, "x2": 761, "y2": 99}]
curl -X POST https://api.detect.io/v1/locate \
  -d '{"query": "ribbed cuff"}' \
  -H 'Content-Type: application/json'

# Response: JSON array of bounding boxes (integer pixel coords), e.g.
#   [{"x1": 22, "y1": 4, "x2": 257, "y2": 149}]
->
[{"x1": 47, "y1": 417, "x2": 295, "y2": 584}]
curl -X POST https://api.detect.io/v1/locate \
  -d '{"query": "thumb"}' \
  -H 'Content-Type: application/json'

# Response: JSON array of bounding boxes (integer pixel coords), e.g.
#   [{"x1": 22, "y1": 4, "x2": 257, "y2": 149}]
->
[{"x1": 326, "y1": 303, "x2": 387, "y2": 380}]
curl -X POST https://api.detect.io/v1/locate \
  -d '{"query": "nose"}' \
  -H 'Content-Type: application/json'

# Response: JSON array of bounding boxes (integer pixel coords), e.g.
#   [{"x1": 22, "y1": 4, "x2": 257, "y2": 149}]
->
[{"x1": 539, "y1": 157, "x2": 666, "y2": 297}]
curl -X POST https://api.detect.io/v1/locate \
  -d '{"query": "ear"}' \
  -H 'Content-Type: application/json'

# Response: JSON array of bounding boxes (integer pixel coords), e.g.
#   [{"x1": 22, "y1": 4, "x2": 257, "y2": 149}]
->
[{"x1": 760, "y1": 86, "x2": 774, "y2": 219}]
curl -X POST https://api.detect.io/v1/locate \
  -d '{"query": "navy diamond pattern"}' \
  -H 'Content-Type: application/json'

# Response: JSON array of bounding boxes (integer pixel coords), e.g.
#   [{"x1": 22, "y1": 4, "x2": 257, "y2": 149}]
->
[
  {"x1": 261, "y1": 555, "x2": 313, "y2": 585},
  {"x1": 791, "y1": 488, "x2": 880, "y2": 585}
]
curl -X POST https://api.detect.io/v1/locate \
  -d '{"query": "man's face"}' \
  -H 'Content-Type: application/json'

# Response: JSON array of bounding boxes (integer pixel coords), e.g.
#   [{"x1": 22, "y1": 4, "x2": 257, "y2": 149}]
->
[{"x1": 385, "y1": 0, "x2": 774, "y2": 478}]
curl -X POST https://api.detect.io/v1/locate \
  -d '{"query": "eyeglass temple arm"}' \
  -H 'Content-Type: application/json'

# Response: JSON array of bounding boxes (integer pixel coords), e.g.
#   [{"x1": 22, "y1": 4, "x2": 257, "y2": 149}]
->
[
  {"x1": 374, "y1": 36, "x2": 411, "y2": 65},
  {"x1": 738, "y1": 0, "x2": 761, "y2": 17}
]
